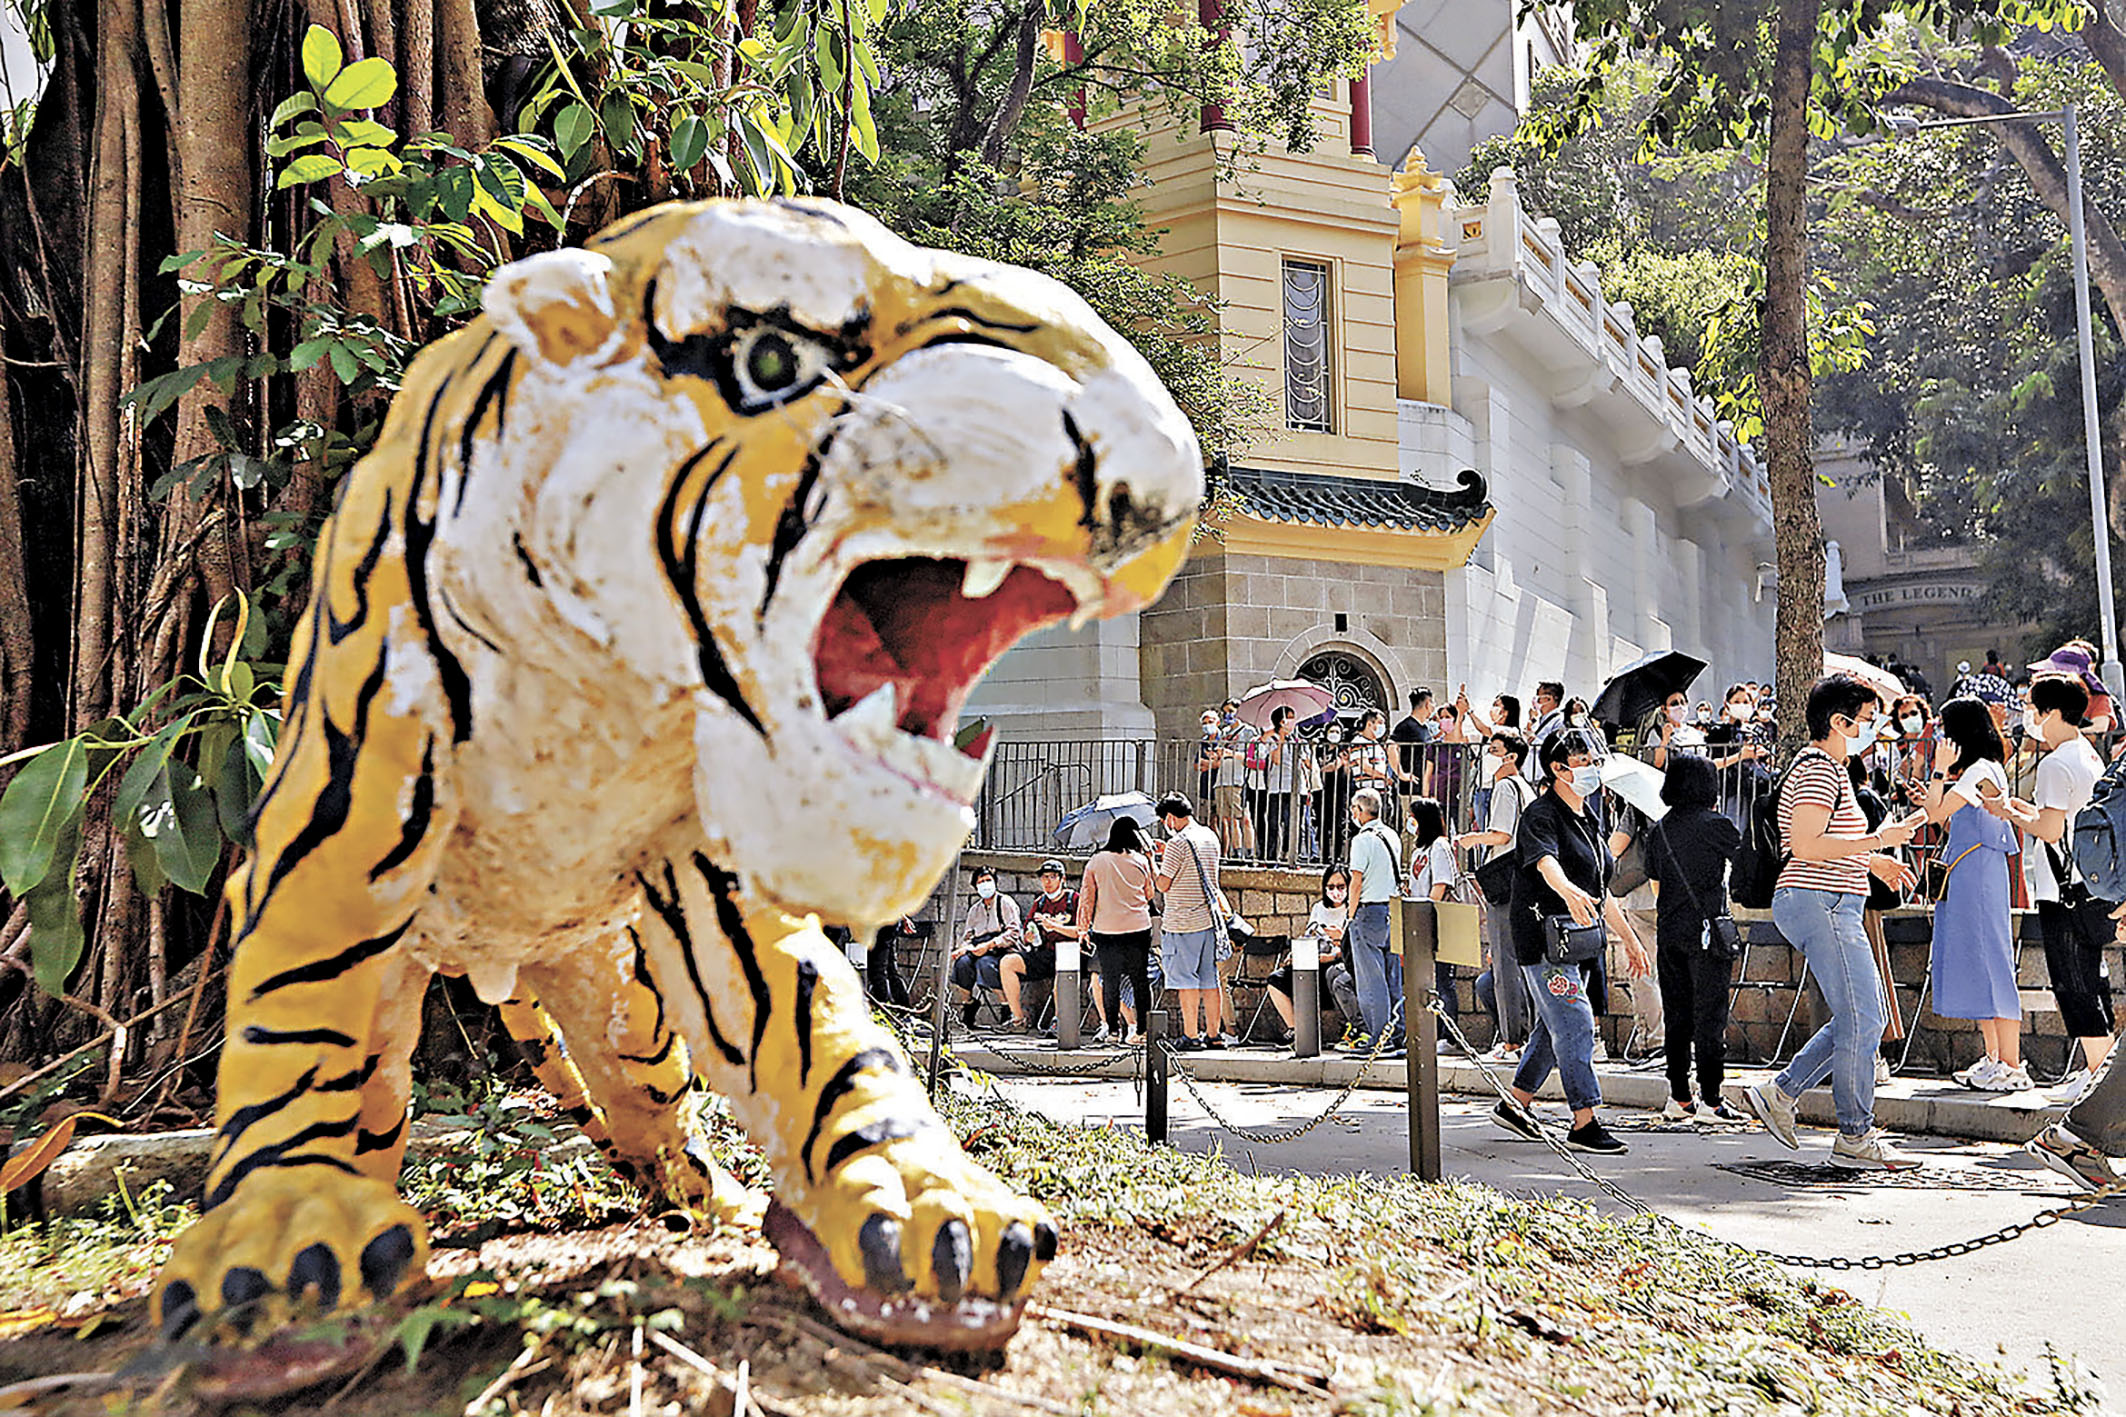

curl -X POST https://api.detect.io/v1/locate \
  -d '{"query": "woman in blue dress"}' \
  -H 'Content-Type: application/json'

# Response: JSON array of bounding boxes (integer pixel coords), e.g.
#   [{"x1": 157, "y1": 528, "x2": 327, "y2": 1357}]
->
[{"x1": 1922, "y1": 697, "x2": 2028, "y2": 1091}]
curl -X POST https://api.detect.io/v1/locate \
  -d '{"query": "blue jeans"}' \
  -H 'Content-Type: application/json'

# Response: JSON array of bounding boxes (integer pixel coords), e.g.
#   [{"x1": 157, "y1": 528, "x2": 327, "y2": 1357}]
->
[
  {"x1": 1348, "y1": 902, "x2": 1403, "y2": 1041},
  {"x1": 1513, "y1": 960, "x2": 1602, "y2": 1111},
  {"x1": 1772, "y1": 887, "x2": 1883, "y2": 1137}
]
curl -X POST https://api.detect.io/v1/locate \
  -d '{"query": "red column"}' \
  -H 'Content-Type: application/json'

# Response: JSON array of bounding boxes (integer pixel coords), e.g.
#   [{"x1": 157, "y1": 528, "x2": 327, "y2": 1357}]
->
[
  {"x1": 1199, "y1": 0, "x2": 1231, "y2": 133},
  {"x1": 1065, "y1": 31, "x2": 1086, "y2": 130},
  {"x1": 1350, "y1": 70, "x2": 1374, "y2": 157}
]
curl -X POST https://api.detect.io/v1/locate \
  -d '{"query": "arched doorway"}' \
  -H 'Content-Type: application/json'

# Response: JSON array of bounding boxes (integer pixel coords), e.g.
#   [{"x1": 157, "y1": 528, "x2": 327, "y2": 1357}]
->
[{"x1": 1298, "y1": 649, "x2": 1389, "y2": 732}]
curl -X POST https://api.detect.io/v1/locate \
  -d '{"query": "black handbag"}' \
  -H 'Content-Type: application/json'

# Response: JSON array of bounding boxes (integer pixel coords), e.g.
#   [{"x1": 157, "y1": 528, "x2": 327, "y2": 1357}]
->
[
  {"x1": 1543, "y1": 914, "x2": 1607, "y2": 964},
  {"x1": 1474, "y1": 850, "x2": 1517, "y2": 907}
]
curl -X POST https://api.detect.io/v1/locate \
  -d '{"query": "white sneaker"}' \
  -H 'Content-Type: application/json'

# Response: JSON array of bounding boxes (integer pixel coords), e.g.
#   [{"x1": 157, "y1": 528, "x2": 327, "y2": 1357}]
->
[
  {"x1": 1662, "y1": 1097, "x2": 1698, "y2": 1122},
  {"x1": 1743, "y1": 1081, "x2": 1801, "y2": 1150},
  {"x1": 2051, "y1": 1069, "x2": 2096, "y2": 1105},
  {"x1": 1995, "y1": 1064, "x2": 2035, "y2": 1093},
  {"x1": 1830, "y1": 1127, "x2": 1922, "y2": 1171},
  {"x1": 1955, "y1": 1058, "x2": 2008, "y2": 1090},
  {"x1": 1874, "y1": 1056, "x2": 1892, "y2": 1087}
]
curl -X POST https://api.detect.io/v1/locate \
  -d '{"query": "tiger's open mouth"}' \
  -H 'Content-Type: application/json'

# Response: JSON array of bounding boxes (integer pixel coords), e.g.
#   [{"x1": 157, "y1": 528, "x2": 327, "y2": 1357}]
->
[{"x1": 812, "y1": 556, "x2": 1084, "y2": 797}]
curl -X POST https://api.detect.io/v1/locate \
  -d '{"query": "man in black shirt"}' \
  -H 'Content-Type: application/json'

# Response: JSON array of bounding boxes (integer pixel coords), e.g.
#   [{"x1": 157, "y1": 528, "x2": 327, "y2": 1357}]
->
[{"x1": 1391, "y1": 688, "x2": 1435, "y2": 780}]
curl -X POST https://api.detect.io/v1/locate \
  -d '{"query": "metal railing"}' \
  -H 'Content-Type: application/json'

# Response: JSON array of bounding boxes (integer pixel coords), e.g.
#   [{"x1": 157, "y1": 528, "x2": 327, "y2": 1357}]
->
[{"x1": 969, "y1": 729, "x2": 2115, "y2": 898}]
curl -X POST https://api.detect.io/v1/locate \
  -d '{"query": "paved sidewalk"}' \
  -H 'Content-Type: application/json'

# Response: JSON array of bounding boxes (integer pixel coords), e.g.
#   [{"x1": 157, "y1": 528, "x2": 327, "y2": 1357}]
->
[
  {"x1": 981, "y1": 1067, "x2": 2126, "y2": 1403},
  {"x1": 955, "y1": 1037, "x2": 2075, "y2": 1144}
]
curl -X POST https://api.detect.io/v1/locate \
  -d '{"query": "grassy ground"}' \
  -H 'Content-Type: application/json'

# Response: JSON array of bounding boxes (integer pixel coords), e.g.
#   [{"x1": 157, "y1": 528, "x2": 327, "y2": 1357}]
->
[{"x1": 0, "y1": 1068, "x2": 2108, "y2": 1416}]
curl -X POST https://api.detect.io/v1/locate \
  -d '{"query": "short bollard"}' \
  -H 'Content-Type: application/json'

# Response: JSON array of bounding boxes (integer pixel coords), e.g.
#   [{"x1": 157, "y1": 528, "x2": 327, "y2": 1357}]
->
[
  {"x1": 1292, "y1": 930, "x2": 1321, "y2": 1058},
  {"x1": 1399, "y1": 899, "x2": 1442, "y2": 1182},
  {"x1": 845, "y1": 930, "x2": 869, "y2": 997},
  {"x1": 1145, "y1": 1009, "x2": 1169, "y2": 1145},
  {"x1": 1055, "y1": 933, "x2": 1082, "y2": 1051}
]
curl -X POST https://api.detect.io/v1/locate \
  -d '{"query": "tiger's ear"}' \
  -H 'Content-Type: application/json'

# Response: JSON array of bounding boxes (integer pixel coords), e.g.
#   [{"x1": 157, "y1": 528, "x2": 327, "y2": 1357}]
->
[{"x1": 483, "y1": 249, "x2": 626, "y2": 369}]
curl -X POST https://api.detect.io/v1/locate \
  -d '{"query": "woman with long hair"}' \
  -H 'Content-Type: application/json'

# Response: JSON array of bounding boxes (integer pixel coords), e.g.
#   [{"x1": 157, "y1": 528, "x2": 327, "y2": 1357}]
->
[
  {"x1": 1923, "y1": 696, "x2": 2028, "y2": 1091},
  {"x1": 1267, "y1": 865, "x2": 1365, "y2": 1047},
  {"x1": 1078, "y1": 815, "x2": 1157, "y2": 1045}
]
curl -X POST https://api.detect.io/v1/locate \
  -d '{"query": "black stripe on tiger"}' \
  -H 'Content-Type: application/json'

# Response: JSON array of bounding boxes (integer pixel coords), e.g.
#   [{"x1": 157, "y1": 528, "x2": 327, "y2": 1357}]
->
[
  {"x1": 637, "y1": 864, "x2": 746, "y2": 1071},
  {"x1": 242, "y1": 1025, "x2": 358, "y2": 1049},
  {"x1": 893, "y1": 305, "x2": 1041, "y2": 338},
  {"x1": 824, "y1": 1116, "x2": 941, "y2": 1178},
  {"x1": 619, "y1": 1029, "x2": 676, "y2": 1069},
  {"x1": 254, "y1": 651, "x2": 389, "y2": 911},
  {"x1": 328, "y1": 490, "x2": 395, "y2": 645},
  {"x1": 212, "y1": 1064, "x2": 320, "y2": 1163},
  {"x1": 239, "y1": 523, "x2": 339, "y2": 913},
  {"x1": 356, "y1": 1110, "x2": 408, "y2": 1156},
  {"x1": 693, "y1": 854, "x2": 774, "y2": 1093},
  {"x1": 367, "y1": 738, "x2": 437, "y2": 882},
  {"x1": 205, "y1": 1113, "x2": 363, "y2": 1210},
  {"x1": 318, "y1": 1054, "x2": 381, "y2": 1094},
  {"x1": 439, "y1": 587, "x2": 503, "y2": 654},
  {"x1": 800, "y1": 1047, "x2": 902, "y2": 1182},
  {"x1": 249, "y1": 915, "x2": 416, "y2": 1001},
  {"x1": 653, "y1": 442, "x2": 762, "y2": 734},
  {"x1": 626, "y1": 926, "x2": 666, "y2": 1045},
  {"x1": 403, "y1": 366, "x2": 477, "y2": 743},
  {"x1": 756, "y1": 432, "x2": 833, "y2": 623},
  {"x1": 511, "y1": 532, "x2": 544, "y2": 588},
  {"x1": 454, "y1": 347, "x2": 519, "y2": 514},
  {"x1": 793, "y1": 957, "x2": 819, "y2": 1087},
  {"x1": 1061, "y1": 409, "x2": 1100, "y2": 534}
]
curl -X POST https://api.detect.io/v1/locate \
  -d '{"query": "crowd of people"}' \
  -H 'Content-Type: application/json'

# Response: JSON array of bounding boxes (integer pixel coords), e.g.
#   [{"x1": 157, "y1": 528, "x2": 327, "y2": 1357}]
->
[{"x1": 935, "y1": 643, "x2": 2126, "y2": 1185}]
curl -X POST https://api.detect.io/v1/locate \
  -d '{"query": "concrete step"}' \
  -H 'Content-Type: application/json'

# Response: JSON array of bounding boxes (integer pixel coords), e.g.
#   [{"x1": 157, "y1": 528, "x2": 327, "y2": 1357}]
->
[{"x1": 956, "y1": 1040, "x2": 2080, "y2": 1146}]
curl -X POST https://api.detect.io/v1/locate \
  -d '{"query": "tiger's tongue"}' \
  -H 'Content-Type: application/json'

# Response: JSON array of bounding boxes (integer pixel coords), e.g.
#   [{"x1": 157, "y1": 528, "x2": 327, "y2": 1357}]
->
[{"x1": 814, "y1": 560, "x2": 1076, "y2": 740}]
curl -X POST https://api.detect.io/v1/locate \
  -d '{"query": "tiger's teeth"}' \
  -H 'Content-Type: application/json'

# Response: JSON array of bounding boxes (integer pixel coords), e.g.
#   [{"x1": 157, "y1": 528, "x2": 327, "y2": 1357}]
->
[
  {"x1": 961, "y1": 558, "x2": 1014, "y2": 599},
  {"x1": 836, "y1": 683, "x2": 899, "y2": 744}
]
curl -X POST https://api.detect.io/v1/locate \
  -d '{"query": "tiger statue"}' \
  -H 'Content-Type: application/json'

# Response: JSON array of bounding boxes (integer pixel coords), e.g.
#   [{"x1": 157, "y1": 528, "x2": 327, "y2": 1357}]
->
[{"x1": 152, "y1": 198, "x2": 1201, "y2": 1352}]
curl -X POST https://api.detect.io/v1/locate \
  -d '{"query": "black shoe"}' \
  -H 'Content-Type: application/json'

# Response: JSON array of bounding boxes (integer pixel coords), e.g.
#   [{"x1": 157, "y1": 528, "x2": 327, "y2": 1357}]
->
[
  {"x1": 1491, "y1": 1099, "x2": 1543, "y2": 1141},
  {"x1": 1566, "y1": 1119, "x2": 1628, "y2": 1155},
  {"x1": 1171, "y1": 1035, "x2": 1203, "y2": 1051},
  {"x1": 1200, "y1": 1034, "x2": 1227, "y2": 1050},
  {"x1": 961, "y1": 1002, "x2": 979, "y2": 1028}
]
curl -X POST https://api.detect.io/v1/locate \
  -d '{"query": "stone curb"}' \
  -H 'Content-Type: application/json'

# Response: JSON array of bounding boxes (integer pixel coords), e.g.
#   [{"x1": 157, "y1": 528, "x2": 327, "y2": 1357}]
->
[{"x1": 954, "y1": 1043, "x2": 2069, "y2": 1145}]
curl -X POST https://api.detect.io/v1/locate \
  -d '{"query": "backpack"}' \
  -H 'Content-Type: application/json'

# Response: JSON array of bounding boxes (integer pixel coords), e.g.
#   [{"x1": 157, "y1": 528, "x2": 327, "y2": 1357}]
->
[
  {"x1": 1731, "y1": 749, "x2": 1818, "y2": 909},
  {"x1": 2070, "y1": 748, "x2": 2126, "y2": 904}
]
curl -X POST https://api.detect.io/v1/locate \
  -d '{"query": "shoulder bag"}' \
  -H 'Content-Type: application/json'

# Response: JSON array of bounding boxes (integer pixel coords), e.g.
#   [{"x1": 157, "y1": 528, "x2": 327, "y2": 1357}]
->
[
  {"x1": 1179, "y1": 830, "x2": 1247, "y2": 953},
  {"x1": 1656, "y1": 821, "x2": 1743, "y2": 961},
  {"x1": 1472, "y1": 776, "x2": 1528, "y2": 907},
  {"x1": 1541, "y1": 809, "x2": 1609, "y2": 966}
]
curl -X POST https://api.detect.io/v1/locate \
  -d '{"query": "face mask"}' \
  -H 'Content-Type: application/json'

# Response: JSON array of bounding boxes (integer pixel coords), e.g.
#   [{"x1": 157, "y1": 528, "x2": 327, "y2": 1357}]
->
[
  {"x1": 1567, "y1": 712, "x2": 1588, "y2": 728},
  {"x1": 1666, "y1": 706, "x2": 1686, "y2": 724},
  {"x1": 1731, "y1": 704, "x2": 1754, "y2": 722},
  {"x1": 1042, "y1": 884, "x2": 1064, "y2": 900},
  {"x1": 1901, "y1": 715, "x2": 1923, "y2": 735},
  {"x1": 1326, "y1": 886, "x2": 1348, "y2": 900},
  {"x1": 1842, "y1": 717, "x2": 1880, "y2": 753},
  {"x1": 1567, "y1": 765, "x2": 1603, "y2": 797},
  {"x1": 2023, "y1": 708, "x2": 2044, "y2": 738},
  {"x1": 976, "y1": 881, "x2": 996, "y2": 900}
]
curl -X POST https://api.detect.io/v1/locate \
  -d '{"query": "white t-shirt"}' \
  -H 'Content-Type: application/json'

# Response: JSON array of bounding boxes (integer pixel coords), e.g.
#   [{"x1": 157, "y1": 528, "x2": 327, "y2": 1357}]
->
[
  {"x1": 1485, "y1": 774, "x2": 1531, "y2": 863},
  {"x1": 2032, "y1": 738, "x2": 2103, "y2": 903},
  {"x1": 1348, "y1": 823, "x2": 1401, "y2": 903},
  {"x1": 1949, "y1": 759, "x2": 2010, "y2": 811},
  {"x1": 1306, "y1": 901, "x2": 1348, "y2": 937},
  {"x1": 1411, "y1": 838, "x2": 1458, "y2": 898}
]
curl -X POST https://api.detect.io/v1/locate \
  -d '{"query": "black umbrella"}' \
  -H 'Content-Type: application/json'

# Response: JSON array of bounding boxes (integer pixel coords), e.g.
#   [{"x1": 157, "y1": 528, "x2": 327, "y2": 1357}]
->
[{"x1": 1590, "y1": 650, "x2": 1708, "y2": 732}]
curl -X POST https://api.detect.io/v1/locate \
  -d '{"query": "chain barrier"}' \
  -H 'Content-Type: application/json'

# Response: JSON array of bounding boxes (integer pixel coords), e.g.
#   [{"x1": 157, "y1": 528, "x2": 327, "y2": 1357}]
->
[
  {"x1": 987, "y1": 1045, "x2": 1145, "y2": 1078},
  {"x1": 1425, "y1": 1001, "x2": 2109, "y2": 1269},
  {"x1": 1157, "y1": 1027, "x2": 1394, "y2": 1145}
]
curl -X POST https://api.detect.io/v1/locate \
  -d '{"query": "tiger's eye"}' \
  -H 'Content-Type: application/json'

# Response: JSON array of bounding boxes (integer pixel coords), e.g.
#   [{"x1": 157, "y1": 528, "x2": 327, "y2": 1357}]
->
[{"x1": 746, "y1": 332, "x2": 798, "y2": 391}]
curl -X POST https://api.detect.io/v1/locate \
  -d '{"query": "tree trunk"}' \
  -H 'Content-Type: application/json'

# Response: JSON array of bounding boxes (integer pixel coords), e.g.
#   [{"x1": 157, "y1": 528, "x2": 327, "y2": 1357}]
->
[
  {"x1": 436, "y1": 0, "x2": 494, "y2": 148},
  {"x1": 2081, "y1": 0, "x2": 2126, "y2": 111},
  {"x1": 0, "y1": 309, "x2": 30, "y2": 754},
  {"x1": 1764, "y1": 0, "x2": 1825, "y2": 753}
]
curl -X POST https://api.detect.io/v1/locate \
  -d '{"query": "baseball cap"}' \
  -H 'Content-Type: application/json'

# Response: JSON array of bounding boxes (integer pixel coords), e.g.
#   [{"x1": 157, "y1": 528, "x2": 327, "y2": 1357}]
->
[
  {"x1": 2030, "y1": 647, "x2": 2107, "y2": 696},
  {"x1": 1038, "y1": 858, "x2": 1066, "y2": 875}
]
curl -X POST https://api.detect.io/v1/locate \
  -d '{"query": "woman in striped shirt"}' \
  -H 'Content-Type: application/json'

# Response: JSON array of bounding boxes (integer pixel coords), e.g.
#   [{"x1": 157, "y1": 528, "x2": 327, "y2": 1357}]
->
[{"x1": 1741, "y1": 674, "x2": 1925, "y2": 1173}]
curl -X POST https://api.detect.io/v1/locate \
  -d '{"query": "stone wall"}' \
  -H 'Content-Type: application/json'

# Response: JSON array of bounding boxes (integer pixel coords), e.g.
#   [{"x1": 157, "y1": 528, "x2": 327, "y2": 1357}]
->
[{"x1": 1139, "y1": 548, "x2": 1451, "y2": 738}]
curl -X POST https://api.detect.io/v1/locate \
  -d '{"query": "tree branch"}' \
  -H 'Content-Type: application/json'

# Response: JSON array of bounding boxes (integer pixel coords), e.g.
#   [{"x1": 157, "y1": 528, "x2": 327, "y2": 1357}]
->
[
  {"x1": 2081, "y1": 0, "x2": 2126, "y2": 109},
  {"x1": 1887, "y1": 76, "x2": 2126, "y2": 343},
  {"x1": 978, "y1": 0, "x2": 1045, "y2": 169}
]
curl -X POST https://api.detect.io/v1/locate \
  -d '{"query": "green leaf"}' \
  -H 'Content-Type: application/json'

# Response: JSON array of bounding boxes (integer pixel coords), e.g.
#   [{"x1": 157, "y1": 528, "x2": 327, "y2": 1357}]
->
[
  {"x1": 277, "y1": 153, "x2": 346, "y2": 189},
  {"x1": 554, "y1": 104, "x2": 595, "y2": 162},
  {"x1": 669, "y1": 113, "x2": 708, "y2": 172},
  {"x1": 735, "y1": 113, "x2": 772, "y2": 196},
  {"x1": 243, "y1": 711, "x2": 279, "y2": 776},
  {"x1": 391, "y1": 1304, "x2": 476, "y2": 1374},
  {"x1": 474, "y1": 154, "x2": 526, "y2": 211},
  {"x1": 492, "y1": 136, "x2": 564, "y2": 179},
  {"x1": 265, "y1": 130, "x2": 329, "y2": 158},
  {"x1": 270, "y1": 92, "x2": 319, "y2": 129},
  {"x1": 0, "y1": 739, "x2": 87, "y2": 895},
  {"x1": 122, "y1": 812, "x2": 169, "y2": 897},
  {"x1": 26, "y1": 816, "x2": 84, "y2": 996},
  {"x1": 216, "y1": 732, "x2": 262, "y2": 845},
  {"x1": 334, "y1": 117, "x2": 397, "y2": 147},
  {"x1": 848, "y1": 79, "x2": 878, "y2": 164},
  {"x1": 344, "y1": 146, "x2": 402, "y2": 178},
  {"x1": 150, "y1": 763, "x2": 224, "y2": 896},
  {"x1": 324, "y1": 57, "x2": 397, "y2": 112},
  {"x1": 290, "y1": 337, "x2": 333, "y2": 371},
  {"x1": 301, "y1": 26, "x2": 344, "y2": 91},
  {"x1": 599, "y1": 92, "x2": 638, "y2": 159},
  {"x1": 329, "y1": 343, "x2": 359, "y2": 383},
  {"x1": 114, "y1": 718, "x2": 193, "y2": 828}
]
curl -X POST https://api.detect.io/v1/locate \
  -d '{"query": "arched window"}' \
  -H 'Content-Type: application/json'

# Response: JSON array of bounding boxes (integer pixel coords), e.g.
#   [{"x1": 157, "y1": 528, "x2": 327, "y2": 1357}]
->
[{"x1": 1298, "y1": 650, "x2": 1387, "y2": 731}]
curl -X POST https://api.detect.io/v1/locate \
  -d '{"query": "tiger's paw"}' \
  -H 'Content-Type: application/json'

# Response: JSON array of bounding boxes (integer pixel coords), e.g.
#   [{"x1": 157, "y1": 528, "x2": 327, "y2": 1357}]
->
[
  {"x1": 153, "y1": 1171, "x2": 430, "y2": 1343},
  {"x1": 765, "y1": 1138, "x2": 1057, "y2": 1351}
]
